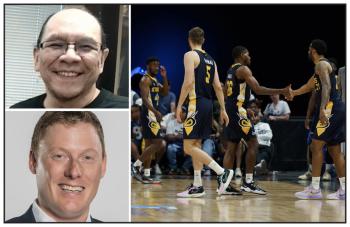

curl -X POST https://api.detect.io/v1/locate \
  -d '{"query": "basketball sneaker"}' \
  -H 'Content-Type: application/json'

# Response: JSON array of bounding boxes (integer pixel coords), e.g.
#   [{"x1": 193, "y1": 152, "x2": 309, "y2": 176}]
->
[
  {"x1": 216, "y1": 184, "x2": 242, "y2": 195},
  {"x1": 142, "y1": 175, "x2": 161, "y2": 184},
  {"x1": 322, "y1": 171, "x2": 331, "y2": 181},
  {"x1": 295, "y1": 186, "x2": 322, "y2": 199},
  {"x1": 298, "y1": 171, "x2": 312, "y2": 180},
  {"x1": 177, "y1": 184, "x2": 205, "y2": 198},
  {"x1": 327, "y1": 188, "x2": 345, "y2": 200},
  {"x1": 154, "y1": 164, "x2": 163, "y2": 175},
  {"x1": 217, "y1": 169, "x2": 234, "y2": 195},
  {"x1": 241, "y1": 180, "x2": 267, "y2": 195},
  {"x1": 131, "y1": 164, "x2": 143, "y2": 183}
]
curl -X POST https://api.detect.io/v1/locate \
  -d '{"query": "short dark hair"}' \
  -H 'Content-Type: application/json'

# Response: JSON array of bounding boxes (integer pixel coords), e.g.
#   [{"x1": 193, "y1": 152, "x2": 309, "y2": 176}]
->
[
  {"x1": 248, "y1": 98, "x2": 263, "y2": 108},
  {"x1": 188, "y1": 27, "x2": 205, "y2": 45},
  {"x1": 131, "y1": 104, "x2": 141, "y2": 110},
  {"x1": 31, "y1": 111, "x2": 105, "y2": 158},
  {"x1": 146, "y1": 56, "x2": 160, "y2": 65},
  {"x1": 36, "y1": 8, "x2": 107, "y2": 49},
  {"x1": 232, "y1": 45, "x2": 248, "y2": 60},
  {"x1": 310, "y1": 39, "x2": 327, "y2": 55}
]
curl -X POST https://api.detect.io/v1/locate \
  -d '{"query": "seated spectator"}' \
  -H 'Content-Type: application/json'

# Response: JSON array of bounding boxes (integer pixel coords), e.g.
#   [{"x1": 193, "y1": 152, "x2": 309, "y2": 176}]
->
[
  {"x1": 131, "y1": 104, "x2": 143, "y2": 158},
  {"x1": 249, "y1": 101, "x2": 273, "y2": 175},
  {"x1": 161, "y1": 107, "x2": 192, "y2": 175},
  {"x1": 263, "y1": 94, "x2": 290, "y2": 121},
  {"x1": 131, "y1": 90, "x2": 140, "y2": 106}
]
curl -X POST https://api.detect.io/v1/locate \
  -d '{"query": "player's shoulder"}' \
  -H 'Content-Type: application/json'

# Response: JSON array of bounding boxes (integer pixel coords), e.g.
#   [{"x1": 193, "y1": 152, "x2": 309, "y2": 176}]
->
[
  {"x1": 184, "y1": 50, "x2": 198, "y2": 57},
  {"x1": 236, "y1": 64, "x2": 251, "y2": 74},
  {"x1": 315, "y1": 60, "x2": 332, "y2": 74},
  {"x1": 184, "y1": 50, "x2": 200, "y2": 65},
  {"x1": 140, "y1": 74, "x2": 151, "y2": 83},
  {"x1": 316, "y1": 59, "x2": 331, "y2": 69}
]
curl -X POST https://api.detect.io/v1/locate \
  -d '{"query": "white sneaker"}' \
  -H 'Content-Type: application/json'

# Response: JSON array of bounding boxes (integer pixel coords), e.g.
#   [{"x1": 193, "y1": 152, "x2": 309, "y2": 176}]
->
[
  {"x1": 255, "y1": 160, "x2": 268, "y2": 175},
  {"x1": 235, "y1": 168, "x2": 242, "y2": 178},
  {"x1": 298, "y1": 171, "x2": 312, "y2": 180},
  {"x1": 322, "y1": 171, "x2": 331, "y2": 181},
  {"x1": 154, "y1": 164, "x2": 162, "y2": 175},
  {"x1": 327, "y1": 188, "x2": 345, "y2": 200}
]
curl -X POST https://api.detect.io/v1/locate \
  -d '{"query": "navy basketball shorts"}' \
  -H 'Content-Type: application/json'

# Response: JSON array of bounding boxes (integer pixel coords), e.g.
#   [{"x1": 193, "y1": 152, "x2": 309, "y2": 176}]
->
[
  {"x1": 223, "y1": 106, "x2": 255, "y2": 143},
  {"x1": 312, "y1": 101, "x2": 345, "y2": 145},
  {"x1": 183, "y1": 97, "x2": 213, "y2": 139},
  {"x1": 141, "y1": 106, "x2": 161, "y2": 139}
]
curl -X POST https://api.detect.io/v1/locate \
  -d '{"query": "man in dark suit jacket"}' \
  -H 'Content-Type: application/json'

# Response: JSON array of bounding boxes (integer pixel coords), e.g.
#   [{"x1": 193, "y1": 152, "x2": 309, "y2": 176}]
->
[
  {"x1": 6, "y1": 205, "x2": 102, "y2": 223},
  {"x1": 6, "y1": 111, "x2": 107, "y2": 222}
]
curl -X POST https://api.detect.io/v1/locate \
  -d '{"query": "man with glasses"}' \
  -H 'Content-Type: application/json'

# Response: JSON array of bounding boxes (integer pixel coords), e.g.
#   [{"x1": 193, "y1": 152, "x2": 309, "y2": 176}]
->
[{"x1": 10, "y1": 8, "x2": 128, "y2": 108}]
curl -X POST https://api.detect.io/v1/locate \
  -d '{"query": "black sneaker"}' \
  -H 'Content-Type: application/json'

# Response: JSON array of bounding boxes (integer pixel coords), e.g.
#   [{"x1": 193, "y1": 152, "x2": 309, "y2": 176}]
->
[
  {"x1": 177, "y1": 184, "x2": 205, "y2": 198},
  {"x1": 217, "y1": 184, "x2": 242, "y2": 195},
  {"x1": 217, "y1": 169, "x2": 234, "y2": 195},
  {"x1": 241, "y1": 180, "x2": 267, "y2": 195},
  {"x1": 131, "y1": 164, "x2": 143, "y2": 182},
  {"x1": 142, "y1": 175, "x2": 161, "y2": 184}
]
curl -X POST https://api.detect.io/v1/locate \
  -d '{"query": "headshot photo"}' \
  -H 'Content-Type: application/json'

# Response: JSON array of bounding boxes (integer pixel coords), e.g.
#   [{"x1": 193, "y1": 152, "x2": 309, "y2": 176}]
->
[
  {"x1": 5, "y1": 4, "x2": 129, "y2": 108},
  {"x1": 5, "y1": 111, "x2": 129, "y2": 222}
]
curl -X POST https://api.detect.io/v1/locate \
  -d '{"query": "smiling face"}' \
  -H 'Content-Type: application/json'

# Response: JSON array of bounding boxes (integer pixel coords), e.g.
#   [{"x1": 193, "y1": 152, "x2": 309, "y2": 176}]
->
[
  {"x1": 34, "y1": 9, "x2": 109, "y2": 102},
  {"x1": 29, "y1": 122, "x2": 106, "y2": 221}
]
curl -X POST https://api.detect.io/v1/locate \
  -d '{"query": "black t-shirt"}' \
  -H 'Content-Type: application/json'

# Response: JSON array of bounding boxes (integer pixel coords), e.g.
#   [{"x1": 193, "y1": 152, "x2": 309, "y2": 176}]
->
[{"x1": 10, "y1": 89, "x2": 129, "y2": 108}]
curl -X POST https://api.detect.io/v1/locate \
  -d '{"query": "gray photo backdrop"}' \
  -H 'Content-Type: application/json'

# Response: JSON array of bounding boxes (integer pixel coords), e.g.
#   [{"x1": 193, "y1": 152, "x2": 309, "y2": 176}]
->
[{"x1": 5, "y1": 110, "x2": 130, "y2": 222}]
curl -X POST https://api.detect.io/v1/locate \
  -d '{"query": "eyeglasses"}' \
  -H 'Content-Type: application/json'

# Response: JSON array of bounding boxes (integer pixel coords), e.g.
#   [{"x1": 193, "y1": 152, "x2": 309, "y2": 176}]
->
[{"x1": 39, "y1": 40, "x2": 103, "y2": 56}]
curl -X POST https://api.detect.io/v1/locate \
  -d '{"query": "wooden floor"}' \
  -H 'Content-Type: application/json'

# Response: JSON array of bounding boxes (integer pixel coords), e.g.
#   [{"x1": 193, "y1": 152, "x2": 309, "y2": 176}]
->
[{"x1": 131, "y1": 172, "x2": 345, "y2": 222}]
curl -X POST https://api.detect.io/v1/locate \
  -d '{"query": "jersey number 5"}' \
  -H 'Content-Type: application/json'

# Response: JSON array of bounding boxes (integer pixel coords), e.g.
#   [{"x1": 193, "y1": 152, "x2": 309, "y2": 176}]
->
[
  {"x1": 227, "y1": 81, "x2": 233, "y2": 96},
  {"x1": 205, "y1": 65, "x2": 211, "y2": 84}
]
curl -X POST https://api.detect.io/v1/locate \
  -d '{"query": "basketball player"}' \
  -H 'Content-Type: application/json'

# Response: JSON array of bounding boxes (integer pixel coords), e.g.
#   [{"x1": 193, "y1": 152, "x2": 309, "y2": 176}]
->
[
  {"x1": 292, "y1": 39, "x2": 345, "y2": 200},
  {"x1": 223, "y1": 45, "x2": 292, "y2": 195},
  {"x1": 131, "y1": 57, "x2": 168, "y2": 184},
  {"x1": 175, "y1": 27, "x2": 233, "y2": 197}
]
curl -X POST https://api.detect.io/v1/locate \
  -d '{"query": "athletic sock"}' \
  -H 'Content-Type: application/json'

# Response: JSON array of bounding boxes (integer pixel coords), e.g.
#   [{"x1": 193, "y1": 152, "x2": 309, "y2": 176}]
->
[
  {"x1": 193, "y1": 170, "x2": 202, "y2": 187},
  {"x1": 208, "y1": 160, "x2": 224, "y2": 175},
  {"x1": 133, "y1": 159, "x2": 142, "y2": 167},
  {"x1": 339, "y1": 177, "x2": 345, "y2": 191},
  {"x1": 144, "y1": 168, "x2": 151, "y2": 177},
  {"x1": 246, "y1": 173, "x2": 253, "y2": 184},
  {"x1": 311, "y1": 177, "x2": 320, "y2": 190},
  {"x1": 229, "y1": 169, "x2": 233, "y2": 175}
]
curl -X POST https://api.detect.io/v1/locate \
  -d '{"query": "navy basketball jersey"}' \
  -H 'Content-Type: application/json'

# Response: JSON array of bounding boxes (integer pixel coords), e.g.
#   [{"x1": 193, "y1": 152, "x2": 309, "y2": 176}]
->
[
  {"x1": 225, "y1": 63, "x2": 251, "y2": 109},
  {"x1": 313, "y1": 58, "x2": 344, "y2": 138},
  {"x1": 140, "y1": 73, "x2": 161, "y2": 138},
  {"x1": 189, "y1": 49, "x2": 215, "y2": 101},
  {"x1": 313, "y1": 58, "x2": 342, "y2": 108},
  {"x1": 184, "y1": 50, "x2": 215, "y2": 138},
  {"x1": 142, "y1": 73, "x2": 160, "y2": 109}
]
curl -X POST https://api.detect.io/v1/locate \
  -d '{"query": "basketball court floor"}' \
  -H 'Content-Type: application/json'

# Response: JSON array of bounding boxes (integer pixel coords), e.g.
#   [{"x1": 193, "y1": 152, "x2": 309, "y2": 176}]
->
[{"x1": 131, "y1": 172, "x2": 345, "y2": 222}]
